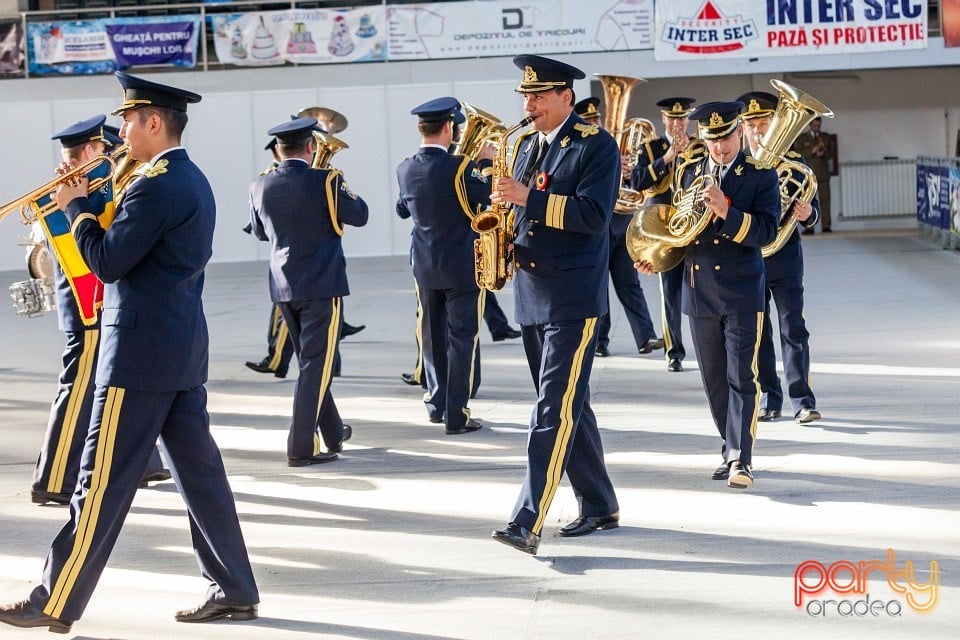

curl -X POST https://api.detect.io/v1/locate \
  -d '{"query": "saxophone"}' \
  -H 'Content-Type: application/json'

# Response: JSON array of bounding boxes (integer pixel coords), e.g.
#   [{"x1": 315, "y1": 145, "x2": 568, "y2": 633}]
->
[{"x1": 471, "y1": 115, "x2": 532, "y2": 291}]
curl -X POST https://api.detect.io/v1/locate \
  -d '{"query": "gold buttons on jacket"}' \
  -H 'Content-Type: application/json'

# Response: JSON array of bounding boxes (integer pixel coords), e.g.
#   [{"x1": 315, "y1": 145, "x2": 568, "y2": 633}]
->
[
  {"x1": 713, "y1": 238, "x2": 720, "y2": 245},
  {"x1": 515, "y1": 262, "x2": 520, "y2": 269},
  {"x1": 714, "y1": 265, "x2": 720, "y2": 270},
  {"x1": 530, "y1": 262, "x2": 536, "y2": 268},
  {"x1": 528, "y1": 231, "x2": 534, "y2": 237},
  {"x1": 694, "y1": 264, "x2": 700, "y2": 270},
  {"x1": 694, "y1": 240, "x2": 700, "y2": 245}
]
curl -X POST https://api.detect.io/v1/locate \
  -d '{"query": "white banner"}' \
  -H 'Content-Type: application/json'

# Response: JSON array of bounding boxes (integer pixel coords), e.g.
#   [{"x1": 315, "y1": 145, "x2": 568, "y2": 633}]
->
[
  {"x1": 655, "y1": 0, "x2": 926, "y2": 61},
  {"x1": 387, "y1": 0, "x2": 653, "y2": 61},
  {"x1": 211, "y1": 7, "x2": 385, "y2": 66}
]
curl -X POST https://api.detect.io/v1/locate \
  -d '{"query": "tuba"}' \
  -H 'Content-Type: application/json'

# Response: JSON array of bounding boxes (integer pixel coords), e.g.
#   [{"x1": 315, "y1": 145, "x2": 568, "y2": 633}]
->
[
  {"x1": 596, "y1": 74, "x2": 647, "y2": 214},
  {"x1": 452, "y1": 103, "x2": 505, "y2": 160},
  {"x1": 297, "y1": 106, "x2": 350, "y2": 169},
  {"x1": 757, "y1": 79, "x2": 833, "y2": 257},
  {"x1": 0, "y1": 145, "x2": 125, "y2": 225},
  {"x1": 472, "y1": 116, "x2": 532, "y2": 291},
  {"x1": 625, "y1": 147, "x2": 721, "y2": 272}
]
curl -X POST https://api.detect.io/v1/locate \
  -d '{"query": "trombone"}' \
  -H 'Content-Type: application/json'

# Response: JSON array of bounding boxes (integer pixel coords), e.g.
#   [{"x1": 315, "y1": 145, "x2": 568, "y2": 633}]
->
[{"x1": 0, "y1": 145, "x2": 127, "y2": 226}]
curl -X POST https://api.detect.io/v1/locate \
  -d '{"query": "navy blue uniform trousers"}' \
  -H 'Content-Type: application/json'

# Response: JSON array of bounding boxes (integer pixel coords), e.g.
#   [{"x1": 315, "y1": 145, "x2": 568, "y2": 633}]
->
[
  {"x1": 660, "y1": 262, "x2": 686, "y2": 362},
  {"x1": 513, "y1": 318, "x2": 618, "y2": 536},
  {"x1": 31, "y1": 385, "x2": 257, "y2": 622},
  {"x1": 419, "y1": 283, "x2": 481, "y2": 429},
  {"x1": 597, "y1": 231, "x2": 657, "y2": 351},
  {"x1": 689, "y1": 312, "x2": 763, "y2": 467},
  {"x1": 279, "y1": 296, "x2": 345, "y2": 456},
  {"x1": 757, "y1": 274, "x2": 816, "y2": 416},
  {"x1": 34, "y1": 330, "x2": 164, "y2": 497}
]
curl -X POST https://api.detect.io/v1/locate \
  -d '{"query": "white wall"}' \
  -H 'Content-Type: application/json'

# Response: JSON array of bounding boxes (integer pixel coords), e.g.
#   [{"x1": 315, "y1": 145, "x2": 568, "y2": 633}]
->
[{"x1": 1, "y1": 54, "x2": 959, "y2": 272}]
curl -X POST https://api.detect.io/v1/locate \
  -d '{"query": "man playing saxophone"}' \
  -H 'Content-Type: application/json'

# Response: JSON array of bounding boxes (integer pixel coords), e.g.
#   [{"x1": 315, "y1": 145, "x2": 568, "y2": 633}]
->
[
  {"x1": 490, "y1": 55, "x2": 620, "y2": 554},
  {"x1": 396, "y1": 97, "x2": 492, "y2": 433},
  {"x1": 635, "y1": 101, "x2": 779, "y2": 488},
  {"x1": 738, "y1": 91, "x2": 821, "y2": 425},
  {"x1": 629, "y1": 97, "x2": 697, "y2": 372}
]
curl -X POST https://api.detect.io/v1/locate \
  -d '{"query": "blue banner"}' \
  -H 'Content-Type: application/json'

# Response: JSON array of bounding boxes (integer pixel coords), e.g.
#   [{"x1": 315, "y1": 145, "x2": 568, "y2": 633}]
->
[
  {"x1": 27, "y1": 15, "x2": 199, "y2": 75},
  {"x1": 916, "y1": 158, "x2": 952, "y2": 230}
]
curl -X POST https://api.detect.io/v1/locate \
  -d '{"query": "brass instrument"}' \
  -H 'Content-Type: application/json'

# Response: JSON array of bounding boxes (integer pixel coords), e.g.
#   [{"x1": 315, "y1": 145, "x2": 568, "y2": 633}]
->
[
  {"x1": 452, "y1": 103, "x2": 505, "y2": 159},
  {"x1": 757, "y1": 79, "x2": 833, "y2": 257},
  {"x1": 625, "y1": 148, "x2": 722, "y2": 272},
  {"x1": 472, "y1": 116, "x2": 533, "y2": 291},
  {"x1": 596, "y1": 74, "x2": 647, "y2": 214},
  {"x1": 297, "y1": 106, "x2": 348, "y2": 135},
  {"x1": 112, "y1": 146, "x2": 144, "y2": 199},
  {"x1": 296, "y1": 106, "x2": 351, "y2": 170},
  {"x1": 0, "y1": 145, "x2": 125, "y2": 226}
]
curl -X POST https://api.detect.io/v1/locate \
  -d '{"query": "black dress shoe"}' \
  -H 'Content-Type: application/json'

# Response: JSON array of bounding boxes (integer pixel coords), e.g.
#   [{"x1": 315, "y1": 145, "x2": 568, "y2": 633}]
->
[
  {"x1": 329, "y1": 424, "x2": 352, "y2": 453},
  {"x1": 400, "y1": 372, "x2": 420, "y2": 386},
  {"x1": 428, "y1": 413, "x2": 443, "y2": 424},
  {"x1": 711, "y1": 462, "x2": 730, "y2": 480},
  {"x1": 274, "y1": 367, "x2": 288, "y2": 379},
  {"x1": 595, "y1": 344, "x2": 610, "y2": 358},
  {"x1": 638, "y1": 337, "x2": 665, "y2": 354},
  {"x1": 244, "y1": 359, "x2": 274, "y2": 374},
  {"x1": 0, "y1": 599, "x2": 71, "y2": 633},
  {"x1": 727, "y1": 461, "x2": 754, "y2": 488},
  {"x1": 491, "y1": 523, "x2": 540, "y2": 555},
  {"x1": 287, "y1": 452, "x2": 338, "y2": 467},
  {"x1": 492, "y1": 326, "x2": 521, "y2": 341},
  {"x1": 557, "y1": 512, "x2": 620, "y2": 537},
  {"x1": 30, "y1": 489, "x2": 71, "y2": 505},
  {"x1": 667, "y1": 358, "x2": 683, "y2": 372},
  {"x1": 796, "y1": 408, "x2": 822, "y2": 424},
  {"x1": 822, "y1": 228, "x2": 832, "y2": 233},
  {"x1": 139, "y1": 468, "x2": 173, "y2": 488},
  {"x1": 758, "y1": 408, "x2": 781, "y2": 422},
  {"x1": 175, "y1": 601, "x2": 258, "y2": 623},
  {"x1": 341, "y1": 322, "x2": 366, "y2": 338},
  {"x1": 446, "y1": 419, "x2": 482, "y2": 435},
  {"x1": 802, "y1": 228, "x2": 815, "y2": 235}
]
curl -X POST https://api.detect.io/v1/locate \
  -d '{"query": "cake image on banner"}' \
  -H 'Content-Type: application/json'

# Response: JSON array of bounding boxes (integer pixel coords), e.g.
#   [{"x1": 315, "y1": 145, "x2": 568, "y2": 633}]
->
[
  {"x1": 230, "y1": 26, "x2": 247, "y2": 59},
  {"x1": 327, "y1": 14, "x2": 354, "y2": 56},
  {"x1": 287, "y1": 22, "x2": 317, "y2": 54},
  {"x1": 251, "y1": 15, "x2": 278, "y2": 60},
  {"x1": 355, "y1": 13, "x2": 377, "y2": 38}
]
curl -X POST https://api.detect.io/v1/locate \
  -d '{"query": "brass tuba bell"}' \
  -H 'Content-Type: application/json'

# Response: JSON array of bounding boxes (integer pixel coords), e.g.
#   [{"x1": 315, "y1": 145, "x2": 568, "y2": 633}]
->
[
  {"x1": 596, "y1": 74, "x2": 647, "y2": 215},
  {"x1": 296, "y1": 106, "x2": 350, "y2": 169},
  {"x1": 452, "y1": 103, "x2": 506, "y2": 160}
]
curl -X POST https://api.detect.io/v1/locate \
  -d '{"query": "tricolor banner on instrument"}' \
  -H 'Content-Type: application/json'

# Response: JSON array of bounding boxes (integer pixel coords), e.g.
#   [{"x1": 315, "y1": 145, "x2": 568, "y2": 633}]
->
[
  {"x1": 387, "y1": 0, "x2": 653, "y2": 60},
  {"x1": 654, "y1": 0, "x2": 927, "y2": 61},
  {"x1": 35, "y1": 164, "x2": 115, "y2": 326},
  {"x1": 210, "y1": 7, "x2": 386, "y2": 67},
  {"x1": 0, "y1": 21, "x2": 25, "y2": 77}
]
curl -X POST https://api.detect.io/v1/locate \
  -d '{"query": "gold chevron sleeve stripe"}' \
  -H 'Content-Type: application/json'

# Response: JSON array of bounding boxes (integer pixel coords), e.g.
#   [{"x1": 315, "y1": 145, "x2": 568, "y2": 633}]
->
[
  {"x1": 326, "y1": 170, "x2": 345, "y2": 237},
  {"x1": 454, "y1": 156, "x2": 475, "y2": 220},
  {"x1": 533, "y1": 317, "x2": 597, "y2": 533},
  {"x1": 545, "y1": 194, "x2": 567, "y2": 230},
  {"x1": 647, "y1": 164, "x2": 658, "y2": 182},
  {"x1": 413, "y1": 280, "x2": 424, "y2": 383},
  {"x1": 46, "y1": 386, "x2": 124, "y2": 619},
  {"x1": 749, "y1": 311, "x2": 763, "y2": 439},
  {"x1": 48, "y1": 329, "x2": 99, "y2": 492},
  {"x1": 732, "y1": 212, "x2": 752, "y2": 243},
  {"x1": 312, "y1": 297, "x2": 342, "y2": 455},
  {"x1": 468, "y1": 289, "x2": 484, "y2": 395},
  {"x1": 267, "y1": 311, "x2": 289, "y2": 372}
]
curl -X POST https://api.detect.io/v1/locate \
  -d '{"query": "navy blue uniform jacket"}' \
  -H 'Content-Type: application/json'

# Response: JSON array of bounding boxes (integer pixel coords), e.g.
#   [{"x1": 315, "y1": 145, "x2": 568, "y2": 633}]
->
[
  {"x1": 764, "y1": 152, "x2": 821, "y2": 282},
  {"x1": 396, "y1": 147, "x2": 491, "y2": 290},
  {"x1": 65, "y1": 148, "x2": 213, "y2": 392},
  {"x1": 250, "y1": 159, "x2": 369, "y2": 301},
  {"x1": 680, "y1": 151, "x2": 780, "y2": 317},
  {"x1": 511, "y1": 114, "x2": 620, "y2": 325}
]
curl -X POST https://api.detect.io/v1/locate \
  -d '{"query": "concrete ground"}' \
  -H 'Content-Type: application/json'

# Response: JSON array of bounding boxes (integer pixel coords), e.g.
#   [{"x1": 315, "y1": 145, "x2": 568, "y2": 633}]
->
[{"x1": 1, "y1": 223, "x2": 958, "y2": 639}]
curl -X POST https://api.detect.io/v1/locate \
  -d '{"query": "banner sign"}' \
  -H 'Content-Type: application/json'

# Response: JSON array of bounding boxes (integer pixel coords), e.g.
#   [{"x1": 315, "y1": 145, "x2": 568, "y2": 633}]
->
[
  {"x1": 211, "y1": 7, "x2": 386, "y2": 66},
  {"x1": 387, "y1": 0, "x2": 654, "y2": 60},
  {"x1": 0, "y1": 22, "x2": 25, "y2": 77},
  {"x1": 27, "y1": 15, "x2": 199, "y2": 75},
  {"x1": 916, "y1": 158, "x2": 951, "y2": 230},
  {"x1": 951, "y1": 166, "x2": 960, "y2": 234},
  {"x1": 654, "y1": 0, "x2": 926, "y2": 61},
  {"x1": 943, "y1": 0, "x2": 960, "y2": 47}
]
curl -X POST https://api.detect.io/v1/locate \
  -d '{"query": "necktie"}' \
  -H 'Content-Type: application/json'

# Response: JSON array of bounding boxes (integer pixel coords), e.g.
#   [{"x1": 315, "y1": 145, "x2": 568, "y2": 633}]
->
[{"x1": 522, "y1": 138, "x2": 548, "y2": 185}]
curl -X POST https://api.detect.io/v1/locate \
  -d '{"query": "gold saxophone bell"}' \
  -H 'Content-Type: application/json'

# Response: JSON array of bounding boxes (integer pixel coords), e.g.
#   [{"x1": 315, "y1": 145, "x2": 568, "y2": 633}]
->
[
  {"x1": 0, "y1": 145, "x2": 126, "y2": 226},
  {"x1": 757, "y1": 79, "x2": 833, "y2": 257},
  {"x1": 596, "y1": 74, "x2": 648, "y2": 215}
]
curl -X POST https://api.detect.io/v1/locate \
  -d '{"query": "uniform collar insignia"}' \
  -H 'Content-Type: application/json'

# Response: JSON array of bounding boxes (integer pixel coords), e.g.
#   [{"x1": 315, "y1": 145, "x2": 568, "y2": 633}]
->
[
  {"x1": 573, "y1": 122, "x2": 599, "y2": 138},
  {"x1": 559, "y1": 135, "x2": 571, "y2": 148},
  {"x1": 142, "y1": 158, "x2": 169, "y2": 178},
  {"x1": 694, "y1": 163, "x2": 703, "y2": 176},
  {"x1": 340, "y1": 180, "x2": 358, "y2": 200},
  {"x1": 734, "y1": 164, "x2": 744, "y2": 176}
]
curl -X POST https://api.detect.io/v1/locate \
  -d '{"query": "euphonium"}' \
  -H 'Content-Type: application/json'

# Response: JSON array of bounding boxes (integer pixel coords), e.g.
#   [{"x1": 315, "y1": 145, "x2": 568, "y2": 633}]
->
[
  {"x1": 453, "y1": 103, "x2": 506, "y2": 159},
  {"x1": 624, "y1": 148, "x2": 722, "y2": 272},
  {"x1": 296, "y1": 106, "x2": 350, "y2": 169},
  {"x1": 0, "y1": 145, "x2": 125, "y2": 225},
  {"x1": 596, "y1": 74, "x2": 647, "y2": 214},
  {"x1": 757, "y1": 79, "x2": 833, "y2": 257},
  {"x1": 472, "y1": 116, "x2": 533, "y2": 291}
]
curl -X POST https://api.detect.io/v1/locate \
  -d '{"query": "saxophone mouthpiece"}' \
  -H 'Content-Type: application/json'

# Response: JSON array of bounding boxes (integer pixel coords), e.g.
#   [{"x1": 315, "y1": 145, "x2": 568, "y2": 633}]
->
[{"x1": 520, "y1": 115, "x2": 534, "y2": 126}]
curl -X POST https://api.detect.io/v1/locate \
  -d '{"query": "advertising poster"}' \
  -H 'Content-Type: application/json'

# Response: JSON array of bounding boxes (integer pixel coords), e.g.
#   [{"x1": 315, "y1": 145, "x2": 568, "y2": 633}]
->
[
  {"x1": 388, "y1": 0, "x2": 653, "y2": 61},
  {"x1": 943, "y1": 0, "x2": 960, "y2": 47},
  {"x1": 27, "y1": 15, "x2": 199, "y2": 75},
  {"x1": 916, "y1": 159, "x2": 951, "y2": 229},
  {"x1": 655, "y1": 0, "x2": 926, "y2": 61},
  {"x1": 951, "y1": 166, "x2": 960, "y2": 234},
  {"x1": 0, "y1": 22, "x2": 25, "y2": 77},
  {"x1": 211, "y1": 7, "x2": 386, "y2": 67}
]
